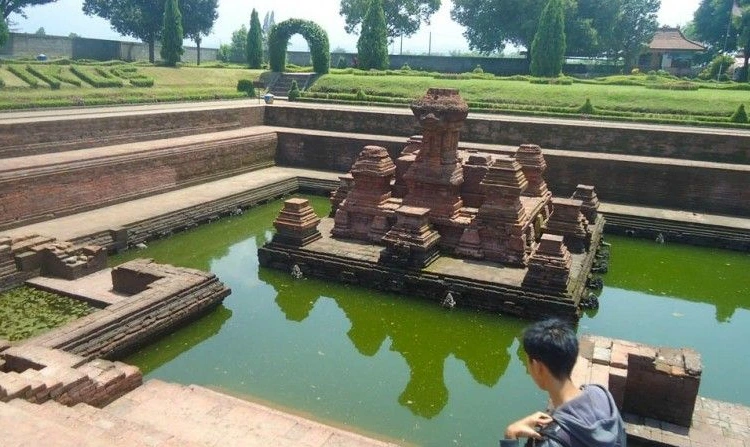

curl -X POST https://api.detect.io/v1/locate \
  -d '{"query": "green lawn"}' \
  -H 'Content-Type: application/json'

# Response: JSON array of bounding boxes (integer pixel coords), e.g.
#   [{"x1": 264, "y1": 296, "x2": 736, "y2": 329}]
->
[
  {"x1": 309, "y1": 73, "x2": 750, "y2": 118},
  {"x1": 1, "y1": 60, "x2": 749, "y2": 127}
]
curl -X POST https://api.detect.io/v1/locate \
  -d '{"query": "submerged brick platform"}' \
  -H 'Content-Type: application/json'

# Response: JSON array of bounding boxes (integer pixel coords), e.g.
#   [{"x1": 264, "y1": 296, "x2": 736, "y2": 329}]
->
[{"x1": 259, "y1": 217, "x2": 605, "y2": 320}]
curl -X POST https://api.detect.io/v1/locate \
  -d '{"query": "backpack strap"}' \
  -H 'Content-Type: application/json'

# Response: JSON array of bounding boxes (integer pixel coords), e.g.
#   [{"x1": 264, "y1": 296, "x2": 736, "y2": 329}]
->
[{"x1": 525, "y1": 419, "x2": 572, "y2": 447}]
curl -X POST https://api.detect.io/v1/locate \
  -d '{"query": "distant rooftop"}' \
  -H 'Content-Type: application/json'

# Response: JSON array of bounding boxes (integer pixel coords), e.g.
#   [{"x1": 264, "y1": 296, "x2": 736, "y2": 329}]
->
[{"x1": 649, "y1": 27, "x2": 705, "y2": 52}]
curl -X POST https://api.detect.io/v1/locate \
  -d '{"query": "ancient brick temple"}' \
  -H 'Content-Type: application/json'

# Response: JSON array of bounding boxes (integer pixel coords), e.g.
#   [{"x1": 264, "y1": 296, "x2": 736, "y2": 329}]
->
[{"x1": 329, "y1": 88, "x2": 599, "y2": 288}]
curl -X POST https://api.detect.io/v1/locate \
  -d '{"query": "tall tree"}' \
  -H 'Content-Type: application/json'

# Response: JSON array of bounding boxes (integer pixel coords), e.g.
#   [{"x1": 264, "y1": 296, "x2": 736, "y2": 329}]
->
[
  {"x1": 261, "y1": 11, "x2": 275, "y2": 62},
  {"x1": 610, "y1": 0, "x2": 660, "y2": 70},
  {"x1": 693, "y1": 0, "x2": 740, "y2": 56},
  {"x1": 181, "y1": 0, "x2": 218, "y2": 66},
  {"x1": 0, "y1": 18, "x2": 8, "y2": 47},
  {"x1": 82, "y1": 0, "x2": 165, "y2": 63},
  {"x1": 738, "y1": 5, "x2": 750, "y2": 80},
  {"x1": 160, "y1": 0, "x2": 183, "y2": 66},
  {"x1": 341, "y1": 0, "x2": 440, "y2": 41},
  {"x1": 247, "y1": 8, "x2": 263, "y2": 68},
  {"x1": 2, "y1": 0, "x2": 56, "y2": 19},
  {"x1": 531, "y1": 0, "x2": 566, "y2": 76},
  {"x1": 228, "y1": 24, "x2": 248, "y2": 63},
  {"x1": 357, "y1": 0, "x2": 389, "y2": 69},
  {"x1": 451, "y1": 0, "x2": 614, "y2": 58}
]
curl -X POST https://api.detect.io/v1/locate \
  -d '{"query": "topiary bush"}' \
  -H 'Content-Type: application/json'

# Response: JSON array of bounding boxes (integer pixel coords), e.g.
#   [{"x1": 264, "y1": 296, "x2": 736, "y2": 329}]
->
[
  {"x1": 268, "y1": 19, "x2": 330, "y2": 74},
  {"x1": 699, "y1": 54, "x2": 735, "y2": 80},
  {"x1": 288, "y1": 80, "x2": 301, "y2": 101},
  {"x1": 731, "y1": 104, "x2": 748, "y2": 123},
  {"x1": 337, "y1": 56, "x2": 347, "y2": 69},
  {"x1": 578, "y1": 98, "x2": 595, "y2": 114},
  {"x1": 237, "y1": 78, "x2": 256, "y2": 96},
  {"x1": 473, "y1": 64, "x2": 484, "y2": 74},
  {"x1": 130, "y1": 77, "x2": 155, "y2": 87},
  {"x1": 70, "y1": 65, "x2": 123, "y2": 88}
]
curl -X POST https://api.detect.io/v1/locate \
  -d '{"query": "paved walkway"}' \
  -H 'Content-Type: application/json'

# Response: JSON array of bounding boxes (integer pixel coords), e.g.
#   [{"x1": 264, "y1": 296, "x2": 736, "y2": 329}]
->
[{"x1": 2, "y1": 98, "x2": 750, "y2": 137}]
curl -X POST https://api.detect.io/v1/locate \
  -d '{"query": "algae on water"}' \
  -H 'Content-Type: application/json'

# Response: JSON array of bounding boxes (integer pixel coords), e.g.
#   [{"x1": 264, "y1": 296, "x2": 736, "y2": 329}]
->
[{"x1": 0, "y1": 286, "x2": 94, "y2": 341}]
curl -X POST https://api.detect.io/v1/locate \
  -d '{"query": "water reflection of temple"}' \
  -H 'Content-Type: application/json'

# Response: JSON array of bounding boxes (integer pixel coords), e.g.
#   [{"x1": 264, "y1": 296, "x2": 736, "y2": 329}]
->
[{"x1": 259, "y1": 267, "x2": 517, "y2": 419}]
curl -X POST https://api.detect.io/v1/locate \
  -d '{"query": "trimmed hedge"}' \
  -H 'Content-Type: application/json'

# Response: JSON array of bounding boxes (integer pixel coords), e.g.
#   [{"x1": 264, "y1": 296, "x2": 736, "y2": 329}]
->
[
  {"x1": 70, "y1": 65, "x2": 124, "y2": 88},
  {"x1": 52, "y1": 69, "x2": 83, "y2": 87},
  {"x1": 6, "y1": 64, "x2": 39, "y2": 87},
  {"x1": 26, "y1": 65, "x2": 62, "y2": 89},
  {"x1": 268, "y1": 19, "x2": 330, "y2": 74},
  {"x1": 129, "y1": 77, "x2": 155, "y2": 87}
]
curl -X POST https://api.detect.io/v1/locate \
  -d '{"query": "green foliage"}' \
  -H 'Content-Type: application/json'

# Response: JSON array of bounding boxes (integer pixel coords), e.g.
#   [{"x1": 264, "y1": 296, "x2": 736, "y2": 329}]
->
[
  {"x1": 357, "y1": 0, "x2": 389, "y2": 70},
  {"x1": 268, "y1": 19, "x2": 330, "y2": 73},
  {"x1": 237, "y1": 78, "x2": 256, "y2": 96},
  {"x1": 472, "y1": 64, "x2": 484, "y2": 74},
  {"x1": 0, "y1": 18, "x2": 8, "y2": 48},
  {"x1": 340, "y1": 0, "x2": 440, "y2": 40},
  {"x1": 0, "y1": 77, "x2": 4, "y2": 89},
  {"x1": 51, "y1": 68, "x2": 82, "y2": 86},
  {"x1": 26, "y1": 65, "x2": 61, "y2": 89},
  {"x1": 6, "y1": 64, "x2": 39, "y2": 87},
  {"x1": 531, "y1": 0, "x2": 566, "y2": 77},
  {"x1": 401, "y1": 63, "x2": 411, "y2": 70},
  {"x1": 731, "y1": 104, "x2": 748, "y2": 123},
  {"x1": 70, "y1": 65, "x2": 124, "y2": 88},
  {"x1": 578, "y1": 98, "x2": 595, "y2": 114},
  {"x1": 337, "y1": 56, "x2": 348, "y2": 69},
  {"x1": 247, "y1": 9, "x2": 264, "y2": 68},
  {"x1": 95, "y1": 67, "x2": 115, "y2": 78},
  {"x1": 83, "y1": 0, "x2": 165, "y2": 62},
  {"x1": 160, "y1": 0, "x2": 184, "y2": 67},
  {"x1": 288, "y1": 80, "x2": 301, "y2": 101},
  {"x1": 699, "y1": 54, "x2": 736, "y2": 80}
]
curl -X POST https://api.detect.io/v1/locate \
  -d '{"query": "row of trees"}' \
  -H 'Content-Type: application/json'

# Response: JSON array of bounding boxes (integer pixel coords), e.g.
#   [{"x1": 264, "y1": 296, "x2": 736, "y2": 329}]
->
[{"x1": 80, "y1": 0, "x2": 218, "y2": 64}]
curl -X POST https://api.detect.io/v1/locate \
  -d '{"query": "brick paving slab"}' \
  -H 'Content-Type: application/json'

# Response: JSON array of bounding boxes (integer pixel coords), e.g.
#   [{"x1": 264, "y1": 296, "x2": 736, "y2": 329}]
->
[
  {"x1": 104, "y1": 379, "x2": 402, "y2": 447},
  {"x1": 26, "y1": 269, "x2": 126, "y2": 307}
]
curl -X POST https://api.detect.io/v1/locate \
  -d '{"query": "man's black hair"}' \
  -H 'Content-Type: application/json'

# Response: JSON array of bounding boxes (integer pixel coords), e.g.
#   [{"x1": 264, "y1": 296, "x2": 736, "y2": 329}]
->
[{"x1": 522, "y1": 318, "x2": 578, "y2": 380}]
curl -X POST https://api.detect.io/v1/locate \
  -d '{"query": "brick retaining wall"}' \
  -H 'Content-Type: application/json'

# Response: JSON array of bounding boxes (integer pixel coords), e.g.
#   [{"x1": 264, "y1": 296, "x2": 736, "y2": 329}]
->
[
  {"x1": 0, "y1": 131, "x2": 277, "y2": 230},
  {"x1": 266, "y1": 105, "x2": 750, "y2": 164},
  {"x1": 276, "y1": 131, "x2": 750, "y2": 217},
  {"x1": 0, "y1": 106, "x2": 264, "y2": 159}
]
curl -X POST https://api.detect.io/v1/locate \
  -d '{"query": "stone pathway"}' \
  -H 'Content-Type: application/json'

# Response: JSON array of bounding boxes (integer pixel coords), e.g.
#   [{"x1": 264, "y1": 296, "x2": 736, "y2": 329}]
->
[{"x1": 0, "y1": 379, "x2": 401, "y2": 447}]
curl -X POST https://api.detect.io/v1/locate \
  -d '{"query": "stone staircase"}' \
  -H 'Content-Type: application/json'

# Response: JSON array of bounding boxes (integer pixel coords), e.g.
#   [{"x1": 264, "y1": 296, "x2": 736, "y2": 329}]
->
[
  {"x1": 0, "y1": 379, "x2": 400, "y2": 447},
  {"x1": 268, "y1": 73, "x2": 316, "y2": 98}
]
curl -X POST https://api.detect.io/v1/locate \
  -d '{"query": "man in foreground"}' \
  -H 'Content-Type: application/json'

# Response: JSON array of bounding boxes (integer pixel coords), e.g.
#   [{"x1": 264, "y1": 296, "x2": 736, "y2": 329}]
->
[{"x1": 500, "y1": 319, "x2": 626, "y2": 447}]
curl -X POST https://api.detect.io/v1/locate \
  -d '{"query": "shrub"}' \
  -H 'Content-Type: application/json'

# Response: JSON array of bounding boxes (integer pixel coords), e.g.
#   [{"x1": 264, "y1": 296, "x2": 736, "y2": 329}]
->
[
  {"x1": 578, "y1": 98, "x2": 595, "y2": 114},
  {"x1": 473, "y1": 64, "x2": 484, "y2": 74},
  {"x1": 0, "y1": 78, "x2": 4, "y2": 88},
  {"x1": 52, "y1": 69, "x2": 82, "y2": 87},
  {"x1": 6, "y1": 64, "x2": 39, "y2": 87},
  {"x1": 631, "y1": 68, "x2": 640, "y2": 75},
  {"x1": 130, "y1": 77, "x2": 154, "y2": 87},
  {"x1": 288, "y1": 80, "x2": 301, "y2": 101},
  {"x1": 355, "y1": 88, "x2": 367, "y2": 101},
  {"x1": 337, "y1": 56, "x2": 347, "y2": 69},
  {"x1": 730, "y1": 104, "x2": 748, "y2": 123},
  {"x1": 26, "y1": 65, "x2": 61, "y2": 89},
  {"x1": 699, "y1": 54, "x2": 735, "y2": 80},
  {"x1": 247, "y1": 9, "x2": 263, "y2": 68},
  {"x1": 237, "y1": 78, "x2": 255, "y2": 96},
  {"x1": 401, "y1": 63, "x2": 411, "y2": 70}
]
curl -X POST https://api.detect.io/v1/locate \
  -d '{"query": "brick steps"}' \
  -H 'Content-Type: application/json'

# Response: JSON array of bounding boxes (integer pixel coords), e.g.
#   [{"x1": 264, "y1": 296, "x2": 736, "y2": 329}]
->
[
  {"x1": 268, "y1": 73, "x2": 316, "y2": 97},
  {"x1": 0, "y1": 345, "x2": 141, "y2": 407}
]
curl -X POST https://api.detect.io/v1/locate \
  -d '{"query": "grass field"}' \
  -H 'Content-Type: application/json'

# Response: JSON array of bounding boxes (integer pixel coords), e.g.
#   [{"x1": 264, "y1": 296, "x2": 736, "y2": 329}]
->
[{"x1": 1, "y1": 60, "x2": 749, "y2": 127}]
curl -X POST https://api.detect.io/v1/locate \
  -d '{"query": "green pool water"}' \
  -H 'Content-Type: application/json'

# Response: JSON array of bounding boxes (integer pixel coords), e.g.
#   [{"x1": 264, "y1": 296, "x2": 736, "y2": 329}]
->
[{"x1": 112, "y1": 196, "x2": 750, "y2": 446}]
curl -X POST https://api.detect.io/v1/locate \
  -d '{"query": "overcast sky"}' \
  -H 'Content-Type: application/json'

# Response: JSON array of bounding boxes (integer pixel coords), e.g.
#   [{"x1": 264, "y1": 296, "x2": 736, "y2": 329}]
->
[{"x1": 9, "y1": 0, "x2": 701, "y2": 54}]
